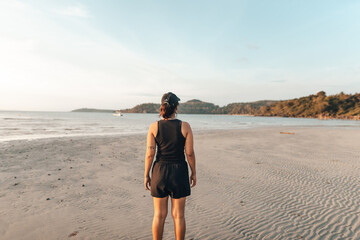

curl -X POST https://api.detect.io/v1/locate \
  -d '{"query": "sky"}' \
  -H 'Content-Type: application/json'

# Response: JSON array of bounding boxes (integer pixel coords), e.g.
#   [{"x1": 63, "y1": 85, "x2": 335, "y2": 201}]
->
[{"x1": 0, "y1": 0, "x2": 359, "y2": 111}]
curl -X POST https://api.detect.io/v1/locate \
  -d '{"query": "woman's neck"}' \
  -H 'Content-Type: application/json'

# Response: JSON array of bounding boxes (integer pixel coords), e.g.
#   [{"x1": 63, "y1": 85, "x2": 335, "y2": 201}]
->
[{"x1": 164, "y1": 114, "x2": 176, "y2": 120}]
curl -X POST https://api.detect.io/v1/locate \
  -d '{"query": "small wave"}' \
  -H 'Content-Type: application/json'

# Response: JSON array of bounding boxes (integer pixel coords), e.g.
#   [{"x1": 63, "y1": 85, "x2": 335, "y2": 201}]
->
[
  {"x1": 2, "y1": 117, "x2": 43, "y2": 121},
  {"x1": 3, "y1": 118, "x2": 18, "y2": 120}
]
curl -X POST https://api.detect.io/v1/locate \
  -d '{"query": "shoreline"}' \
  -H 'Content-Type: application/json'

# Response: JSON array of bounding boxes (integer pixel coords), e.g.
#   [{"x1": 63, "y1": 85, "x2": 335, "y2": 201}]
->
[
  {"x1": 1, "y1": 123, "x2": 359, "y2": 143},
  {"x1": 2, "y1": 109, "x2": 359, "y2": 120},
  {"x1": 1, "y1": 127, "x2": 359, "y2": 239}
]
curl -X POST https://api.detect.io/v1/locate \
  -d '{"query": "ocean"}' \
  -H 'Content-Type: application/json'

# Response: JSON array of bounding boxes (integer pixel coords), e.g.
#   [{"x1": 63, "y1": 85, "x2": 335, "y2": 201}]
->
[{"x1": 0, "y1": 111, "x2": 359, "y2": 142}]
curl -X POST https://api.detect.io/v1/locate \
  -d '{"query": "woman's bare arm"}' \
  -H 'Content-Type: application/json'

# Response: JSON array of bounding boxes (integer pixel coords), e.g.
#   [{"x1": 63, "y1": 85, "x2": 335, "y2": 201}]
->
[
  {"x1": 144, "y1": 122, "x2": 156, "y2": 190},
  {"x1": 183, "y1": 122, "x2": 197, "y2": 187}
]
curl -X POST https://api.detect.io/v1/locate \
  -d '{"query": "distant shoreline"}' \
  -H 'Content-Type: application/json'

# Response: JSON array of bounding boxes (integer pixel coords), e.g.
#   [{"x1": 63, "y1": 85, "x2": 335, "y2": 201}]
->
[
  {"x1": 71, "y1": 108, "x2": 114, "y2": 113},
  {"x1": 71, "y1": 91, "x2": 360, "y2": 121},
  {"x1": 71, "y1": 109, "x2": 359, "y2": 121}
]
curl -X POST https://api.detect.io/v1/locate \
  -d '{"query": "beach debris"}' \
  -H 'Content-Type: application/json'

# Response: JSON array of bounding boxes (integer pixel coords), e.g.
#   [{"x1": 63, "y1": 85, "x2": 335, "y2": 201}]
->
[
  {"x1": 58, "y1": 178, "x2": 61, "y2": 180},
  {"x1": 14, "y1": 176, "x2": 17, "y2": 179},
  {"x1": 280, "y1": 132, "x2": 295, "y2": 135},
  {"x1": 70, "y1": 167, "x2": 73, "y2": 169},
  {"x1": 68, "y1": 231, "x2": 79, "y2": 237},
  {"x1": 326, "y1": 181, "x2": 330, "y2": 184},
  {"x1": 48, "y1": 173, "x2": 51, "y2": 176},
  {"x1": 82, "y1": 184, "x2": 85, "y2": 187},
  {"x1": 14, "y1": 182, "x2": 19, "y2": 186},
  {"x1": 46, "y1": 198, "x2": 51, "y2": 200},
  {"x1": 58, "y1": 168, "x2": 61, "y2": 171}
]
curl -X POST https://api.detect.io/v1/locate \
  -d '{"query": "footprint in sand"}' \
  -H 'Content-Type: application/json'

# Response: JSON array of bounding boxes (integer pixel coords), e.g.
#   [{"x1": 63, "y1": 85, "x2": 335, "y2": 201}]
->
[{"x1": 68, "y1": 231, "x2": 79, "y2": 237}]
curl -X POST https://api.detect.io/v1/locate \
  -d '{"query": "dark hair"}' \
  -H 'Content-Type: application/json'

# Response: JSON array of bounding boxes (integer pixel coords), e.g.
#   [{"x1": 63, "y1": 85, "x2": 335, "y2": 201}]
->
[
  {"x1": 160, "y1": 103, "x2": 178, "y2": 119},
  {"x1": 159, "y1": 92, "x2": 180, "y2": 119}
]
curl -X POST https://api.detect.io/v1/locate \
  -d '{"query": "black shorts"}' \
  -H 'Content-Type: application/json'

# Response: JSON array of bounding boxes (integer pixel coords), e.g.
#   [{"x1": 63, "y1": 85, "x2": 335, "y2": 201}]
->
[{"x1": 151, "y1": 160, "x2": 191, "y2": 199}]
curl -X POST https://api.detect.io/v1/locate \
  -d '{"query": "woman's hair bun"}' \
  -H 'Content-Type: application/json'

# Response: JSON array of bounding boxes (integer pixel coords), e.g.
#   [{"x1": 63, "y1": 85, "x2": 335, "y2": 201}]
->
[{"x1": 160, "y1": 92, "x2": 180, "y2": 119}]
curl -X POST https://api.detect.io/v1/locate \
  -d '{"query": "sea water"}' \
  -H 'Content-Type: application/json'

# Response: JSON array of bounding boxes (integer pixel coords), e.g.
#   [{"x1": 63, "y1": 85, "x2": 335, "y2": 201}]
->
[{"x1": 0, "y1": 111, "x2": 359, "y2": 142}]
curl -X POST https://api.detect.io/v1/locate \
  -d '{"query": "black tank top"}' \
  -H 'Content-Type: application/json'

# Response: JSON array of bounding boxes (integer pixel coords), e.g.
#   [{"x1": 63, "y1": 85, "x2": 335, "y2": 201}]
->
[{"x1": 155, "y1": 119, "x2": 186, "y2": 163}]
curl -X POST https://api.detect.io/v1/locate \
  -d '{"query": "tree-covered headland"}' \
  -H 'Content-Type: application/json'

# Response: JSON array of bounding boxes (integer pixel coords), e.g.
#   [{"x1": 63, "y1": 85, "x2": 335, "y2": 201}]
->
[{"x1": 73, "y1": 91, "x2": 360, "y2": 120}]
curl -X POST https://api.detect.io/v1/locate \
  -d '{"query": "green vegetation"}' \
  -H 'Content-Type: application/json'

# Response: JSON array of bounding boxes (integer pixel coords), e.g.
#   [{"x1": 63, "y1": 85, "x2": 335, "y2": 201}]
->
[
  {"x1": 217, "y1": 100, "x2": 276, "y2": 115},
  {"x1": 259, "y1": 91, "x2": 360, "y2": 120},
  {"x1": 120, "y1": 99, "x2": 281, "y2": 116},
  {"x1": 121, "y1": 99, "x2": 219, "y2": 114},
  {"x1": 121, "y1": 103, "x2": 160, "y2": 113},
  {"x1": 178, "y1": 99, "x2": 219, "y2": 114},
  {"x1": 72, "y1": 92, "x2": 360, "y2": 120}
]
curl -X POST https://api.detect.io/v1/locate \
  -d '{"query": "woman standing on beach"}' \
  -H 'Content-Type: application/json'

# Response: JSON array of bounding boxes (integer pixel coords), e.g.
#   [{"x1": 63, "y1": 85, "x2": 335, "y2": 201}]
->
[{"x1": 144, "y1": 92, "x2": 197, "y2": 240}]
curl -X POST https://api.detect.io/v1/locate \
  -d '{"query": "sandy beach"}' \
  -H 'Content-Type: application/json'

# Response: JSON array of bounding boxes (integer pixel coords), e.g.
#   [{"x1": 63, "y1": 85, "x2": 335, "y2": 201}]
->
[{"x1": 0, "y1": 127, "x2": 359, "y2": 239}]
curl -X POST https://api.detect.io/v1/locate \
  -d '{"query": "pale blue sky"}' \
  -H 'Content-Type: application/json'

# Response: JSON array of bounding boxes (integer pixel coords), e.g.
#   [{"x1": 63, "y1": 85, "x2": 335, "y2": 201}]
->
[{"x1": 0, "y1": 0, "x2": 359, "y2": 111}]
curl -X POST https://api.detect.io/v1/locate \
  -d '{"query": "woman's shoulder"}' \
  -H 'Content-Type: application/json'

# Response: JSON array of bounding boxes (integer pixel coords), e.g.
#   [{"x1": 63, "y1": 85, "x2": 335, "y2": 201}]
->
[
  {"x1": 149, "y1": 121, "x2": 158, "y2": 130},
  {"x1": 180, "y1": 121, "x2": 191, "y2": 129},
  {"x1": 148, "y1": 121, "x2": 158, "y2": 136}
]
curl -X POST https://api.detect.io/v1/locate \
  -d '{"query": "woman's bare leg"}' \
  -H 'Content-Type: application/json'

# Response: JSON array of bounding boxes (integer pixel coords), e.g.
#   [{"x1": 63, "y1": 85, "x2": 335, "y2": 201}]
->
[
  {"x1": 152, "y1": 196, "x2": 169, "y2": 240},
  {"x1": 171, "y1": 197, "x2": 186, "y2": 240}
]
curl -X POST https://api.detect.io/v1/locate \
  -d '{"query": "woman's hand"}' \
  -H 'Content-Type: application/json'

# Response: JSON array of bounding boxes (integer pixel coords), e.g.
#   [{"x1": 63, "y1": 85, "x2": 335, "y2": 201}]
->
[
  {"x1": 190, "y1": 173, "x2": 197, "y2": 188},
  {"x1": 144, "y1": 176, "x2": 151, "y2": 190}
]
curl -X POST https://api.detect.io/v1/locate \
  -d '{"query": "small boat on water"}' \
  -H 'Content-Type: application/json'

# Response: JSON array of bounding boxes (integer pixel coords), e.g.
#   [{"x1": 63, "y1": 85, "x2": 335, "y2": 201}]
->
[{"x1": 112, "y1": 110, "x2": 123, "y2": 117}]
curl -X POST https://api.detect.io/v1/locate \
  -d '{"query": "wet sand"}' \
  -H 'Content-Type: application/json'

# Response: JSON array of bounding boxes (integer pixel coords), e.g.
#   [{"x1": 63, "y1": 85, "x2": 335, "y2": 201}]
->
[{"x1": 0, "y1": 127, "x2": 359, "y2": 239}]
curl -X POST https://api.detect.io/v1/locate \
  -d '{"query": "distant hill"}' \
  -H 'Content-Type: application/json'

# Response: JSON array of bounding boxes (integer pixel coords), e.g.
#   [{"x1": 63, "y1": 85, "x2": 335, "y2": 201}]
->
[
  {"x1": 258, "y1": 91, "x2": 360, "y2": 120},
  {"x1": 121, "y1": 103, "x2": 160, "y2": 113},
  {"x1": 121, "y1": 99, "x2": 220, "y2": 114},
  {"x1": 71, "y1": 91, "x2": 360, "y2": 120},
  {"x1": 178, "y1": 99, "x2": 220, "y2": 114},
  {"x1": 120, "y1": 99, "x2": 278, "y2": 115},
  {"x1": 217, "y1": 100, "x2": 277, "y2": 115}
]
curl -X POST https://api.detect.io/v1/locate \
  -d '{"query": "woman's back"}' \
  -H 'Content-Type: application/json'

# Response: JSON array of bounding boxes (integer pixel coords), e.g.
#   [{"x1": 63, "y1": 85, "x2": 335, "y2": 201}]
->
[
  {"x1": 155, "y1": 119, "x2": 185, "y2": 163},
  {"x1": 144, "y1": 92, "x2": 196, "y2": 240}
]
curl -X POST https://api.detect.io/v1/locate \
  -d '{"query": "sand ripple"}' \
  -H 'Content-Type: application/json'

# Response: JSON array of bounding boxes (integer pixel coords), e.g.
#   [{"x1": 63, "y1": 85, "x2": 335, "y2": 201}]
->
[{"x1": 0, "y1": 127, "x2": 359, "y2": 239}]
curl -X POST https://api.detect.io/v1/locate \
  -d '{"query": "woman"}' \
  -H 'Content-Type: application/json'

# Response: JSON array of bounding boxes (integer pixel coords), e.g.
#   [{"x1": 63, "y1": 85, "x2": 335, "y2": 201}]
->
[{"x1": 144, "y1": 92, "x2": 197, "y2": 240}]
